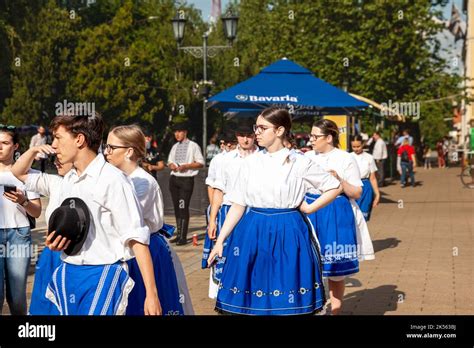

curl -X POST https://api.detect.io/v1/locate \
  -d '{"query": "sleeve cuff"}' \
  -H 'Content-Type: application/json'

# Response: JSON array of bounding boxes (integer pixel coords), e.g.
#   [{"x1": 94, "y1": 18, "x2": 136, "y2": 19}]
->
[
  {"x1": 121, "y1": 226, "x2": 151, "y2": 246},
  {"x1": 212, "y1": 180, "x2": 225, "y2": 191},
  {"x1": 227, "y1": 191, "x2": 245, "y2": 206}
]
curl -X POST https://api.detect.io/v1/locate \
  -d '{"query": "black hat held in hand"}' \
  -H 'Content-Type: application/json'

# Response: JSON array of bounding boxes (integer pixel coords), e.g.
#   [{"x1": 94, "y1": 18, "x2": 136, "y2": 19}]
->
[{"x1": 48, "y1": 197, "x2": 91, "y2": 256}]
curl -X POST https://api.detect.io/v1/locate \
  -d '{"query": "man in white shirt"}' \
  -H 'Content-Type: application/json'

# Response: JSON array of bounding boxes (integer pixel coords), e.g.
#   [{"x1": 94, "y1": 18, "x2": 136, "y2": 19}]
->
[
  {"x1": 167, "y1": 122, "x2": 205, "y2": 245},
  {"x1": 367, "y1": 132, "x2": 388, "y2": 187},
  {"x1": 29, "y1": 126, "x2": 48, "y2": 172},
  {"x1": 43, "y1": 113, "x2": 160, "y2": 315}
]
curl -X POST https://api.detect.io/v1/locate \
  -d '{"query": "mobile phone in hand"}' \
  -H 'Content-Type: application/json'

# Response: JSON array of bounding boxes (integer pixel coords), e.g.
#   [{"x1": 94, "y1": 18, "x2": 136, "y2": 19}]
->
[
  {"x1": 3, "y1": 185, "x2": 17, "y2": 194},
  {"x1": 208, "y1": 255, "x2": 219, "y2": 268}
]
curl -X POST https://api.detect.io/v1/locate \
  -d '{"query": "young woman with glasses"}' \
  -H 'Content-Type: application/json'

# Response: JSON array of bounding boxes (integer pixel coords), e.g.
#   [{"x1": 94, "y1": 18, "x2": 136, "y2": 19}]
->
[
  {"x1": 304, "y1": 119, "x2": 374, "y2": 315},
  {"x1": 207, "y1": 107, "x2": 341, "y2": 315},
  {"x1": 105, "y1": 125, "x2": 193, "y2": 315}
]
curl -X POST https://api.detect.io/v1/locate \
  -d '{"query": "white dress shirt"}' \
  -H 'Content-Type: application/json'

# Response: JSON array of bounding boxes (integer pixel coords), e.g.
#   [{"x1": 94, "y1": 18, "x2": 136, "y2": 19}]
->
[
  {"x1": 0, "y1": 171, "x2": 41, "y2": 228},
  {"x1": 214, "y1": 146, "x2": 259, "y2": 206},
  {"x1": 372, "y1": 138, "x2": 388, "y2": 160},
  {"x1": 129, "y1": 167, "x2": 164, "y2": 233},
  {"x1": 228, "y1": 148, "x2": 340, "y2": 208},
  {"x1": 27, "y1": 154, "x2": 150, "y2": 265},
  {"x1": 350, "y1": 152, "x2": 377, "y2": 179},
  {"x1": 305, "y1": 148, "x2": 362, "y2": 195},
  {"x1": 167, "y1": 139, "x2": 205, "y2": 177},
  {"x1": 29, "y1": 134, "x2": 48, "y2": 159},
  {"x1": 205, "y1": 151, "x2": 227, "y2": 187}
]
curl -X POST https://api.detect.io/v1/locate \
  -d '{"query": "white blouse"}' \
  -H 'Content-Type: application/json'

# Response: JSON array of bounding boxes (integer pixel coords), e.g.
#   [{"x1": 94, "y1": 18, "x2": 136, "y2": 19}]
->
[
  {"x1": 228, "y1": 147, "x2": 340, "y2": 208},
  {"x1": 214, "y1": 146, "x2": 259, "y2": 206},
  {"x1": 0, "y1": 170, "x2": 41, "y2": 229},
  {"x1": 205, "y1": 151, "x2": 227, "y2": 188},
  {"x1": 305, "y1": 148, "x2": 362, "y2": 194},
  {"x1": 350, "y1": 151, "x2": 377, "y2": 179},
  {"x1": 129, "y1": 167, "x2": 164, "y2": 233}
]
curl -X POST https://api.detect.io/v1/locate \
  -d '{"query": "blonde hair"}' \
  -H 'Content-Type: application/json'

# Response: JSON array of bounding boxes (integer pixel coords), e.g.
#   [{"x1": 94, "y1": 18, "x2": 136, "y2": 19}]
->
[{"x1": 110, "y1": 125, "x2": 146, "y2": 161}]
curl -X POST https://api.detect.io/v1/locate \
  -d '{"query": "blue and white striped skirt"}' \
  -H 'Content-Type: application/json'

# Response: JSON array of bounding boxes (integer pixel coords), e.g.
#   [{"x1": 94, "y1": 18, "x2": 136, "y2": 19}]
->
[
  {"x1": 126, "y1": 232, "x2": 184, "y2": 315},
  {"x1": 29, "y1": 248, "x2": 62, "y2": 315},
  {"x1": 356, "y1": 179, "x2": 374, "y2": 221},
  {"x1": 305, "y1": 193, "x2": 359, "y2": 278},
  {"x1": 201, "y1": 204, "x2": 231, "y2": 280},
  {"x1": 215, "y1": 207, "x2": 326, "y2": 316},
  {"x1": 46, "y1": 262, "x2": 134, "y2": 315}
]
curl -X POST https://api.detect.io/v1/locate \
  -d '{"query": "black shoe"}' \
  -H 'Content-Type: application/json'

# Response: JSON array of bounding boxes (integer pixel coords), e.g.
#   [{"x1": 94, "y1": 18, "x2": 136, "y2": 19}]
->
[
  {"x1": 169, "y1": 218, "x2": 182, "y2": 244},
  {"x1": 176, "y1": 219, "x2": 189, "y2": 246}
]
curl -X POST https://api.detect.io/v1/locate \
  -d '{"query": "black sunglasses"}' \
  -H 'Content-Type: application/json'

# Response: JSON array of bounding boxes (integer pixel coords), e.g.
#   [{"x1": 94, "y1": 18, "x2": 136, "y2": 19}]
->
[{"x1": 0, "y1": 124, "x2": 16, "y2": 130}]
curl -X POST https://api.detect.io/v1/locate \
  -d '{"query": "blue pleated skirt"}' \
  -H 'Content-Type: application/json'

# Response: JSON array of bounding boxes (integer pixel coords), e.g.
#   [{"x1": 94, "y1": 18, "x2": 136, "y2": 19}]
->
[
  {"x1": 305, "y1": 193, "x2": 359, "y2": 278},
  {"x1": 29, "y1": 248, "x2": 62, "y2": 315},
  {"x1": 356, "y1": 179, "x2": 374, "y2": 221},
  {"x1": 46, "y1": 262, "x2": 133, "y2": 315},
  {"x1": 127, "y1": 232, "x2": 184, "y2": 316},
  {"x1": 202, "y1": 204, "x2": 231, "y2": 280},
  {"x1": 215, "y1": 207, "x2": 326, "y2": 316}
]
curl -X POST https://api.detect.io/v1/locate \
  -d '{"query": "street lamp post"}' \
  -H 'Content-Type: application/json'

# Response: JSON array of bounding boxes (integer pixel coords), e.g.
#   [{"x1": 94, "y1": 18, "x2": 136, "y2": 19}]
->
[{"x1": 171, "y1": 12, "x2": 239, "y2": 161}]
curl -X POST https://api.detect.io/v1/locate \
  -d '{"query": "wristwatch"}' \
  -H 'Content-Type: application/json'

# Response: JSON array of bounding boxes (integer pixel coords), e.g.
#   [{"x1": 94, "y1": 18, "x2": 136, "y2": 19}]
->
[{"x1": 21, "y1": 198, "x2": 29, "y2": 207}]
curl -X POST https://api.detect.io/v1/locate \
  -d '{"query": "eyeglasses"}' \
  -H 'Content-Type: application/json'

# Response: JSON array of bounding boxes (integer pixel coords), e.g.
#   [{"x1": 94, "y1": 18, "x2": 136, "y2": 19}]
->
[
  {"x1": 309, "y1": 133, "x2": 327, "y2": 140},
  {"x1": 104, "y1": 144, "x2": 129, "y2": 153},
  {"x1": 253, "y1": 124, "x2": 276, "y2": 134},
  {"x1": 0, "y1": 124, "x2": 16, "y2": 130}
]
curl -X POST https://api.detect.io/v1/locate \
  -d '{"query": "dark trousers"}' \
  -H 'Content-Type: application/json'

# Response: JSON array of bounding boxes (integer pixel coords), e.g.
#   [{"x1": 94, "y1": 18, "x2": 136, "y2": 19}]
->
[
  {"x1": 169, "y1": 175, "x2": 194, "y2": 225},
  {"x1": 375, "y1": 159, "x2": 385, "y2": 186}
]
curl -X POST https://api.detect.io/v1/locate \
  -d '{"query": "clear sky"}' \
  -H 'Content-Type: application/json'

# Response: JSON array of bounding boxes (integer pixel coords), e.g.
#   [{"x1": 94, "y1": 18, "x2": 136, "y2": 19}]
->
[{"x1": 187, "y1": 0, "x2": 231, "y2": 21}]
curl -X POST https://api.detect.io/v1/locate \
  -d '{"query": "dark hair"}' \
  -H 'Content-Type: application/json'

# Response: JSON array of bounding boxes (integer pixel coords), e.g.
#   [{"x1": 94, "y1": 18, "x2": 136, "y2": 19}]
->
[
  {"x1": 0, "y1": 128, "x2": 19, "y2": 145},
  {"x1": 351, "y1": 135, "x2": 364, "y2": 143},
  {"x1": 312, "y1": 119, "x2": 340, "y2": 148},
  {"x1": 258, "y1": 107, "x2": 292, "y2": 137},
  {"x1": 50, "y1": 113, "x2": 105, "y2": 153}
]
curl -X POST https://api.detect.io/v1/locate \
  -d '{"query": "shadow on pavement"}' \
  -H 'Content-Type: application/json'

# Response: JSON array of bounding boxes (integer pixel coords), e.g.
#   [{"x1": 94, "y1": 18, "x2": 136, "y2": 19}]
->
[
  {"x1": 372, "y1": 238, "x2": 401, "y2": 253},
  {"x1": 342, "y1": 284, "x2": 405, "y2": 315}
]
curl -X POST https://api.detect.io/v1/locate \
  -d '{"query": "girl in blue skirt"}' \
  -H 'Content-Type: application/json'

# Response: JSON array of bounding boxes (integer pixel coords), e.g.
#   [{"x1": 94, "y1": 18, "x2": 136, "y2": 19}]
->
[
  {"x1": 350, "y1": 135, "x2": 380, "y2": 221},
  {"x1": 203, "y1": 124, "x2": 258, "y2": 299},
  {"x1": 207, "y1": 107, "x2": 341, "y2": 316},
  {"x1": 105, "y1": 125, "x2": 185, "y2": 315},
  {"x1": 304, "y1": 119, "x2": 366, "y2": 315}
]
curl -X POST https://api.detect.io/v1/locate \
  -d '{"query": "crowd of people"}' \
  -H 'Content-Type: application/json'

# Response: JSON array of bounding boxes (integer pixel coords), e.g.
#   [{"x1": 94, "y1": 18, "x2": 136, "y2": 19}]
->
[{"x1": 0, "y1": 108, "x2": 452, "y2": 316}]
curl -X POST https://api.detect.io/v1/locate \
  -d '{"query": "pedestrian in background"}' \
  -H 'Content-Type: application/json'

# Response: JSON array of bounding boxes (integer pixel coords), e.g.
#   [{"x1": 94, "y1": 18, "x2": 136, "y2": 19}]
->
[
  {"x1": 29, "y1": 126, "x2": 48, "y2": 172},
  {"x1": 367, "y1": 132, "x2": 388, "y2": 187},
  {"x1": 397, "y1": 138, "x2": 416, "y2": 188},
  {"x1": 436, "y1": 139, "x2": 445, "y2": 168},
  {"x1": 206, "y1": 136, "x2": 220, "y2": 166},
  {"x1": 167, "y1": 122, "x2": 205, "y2": 246}
]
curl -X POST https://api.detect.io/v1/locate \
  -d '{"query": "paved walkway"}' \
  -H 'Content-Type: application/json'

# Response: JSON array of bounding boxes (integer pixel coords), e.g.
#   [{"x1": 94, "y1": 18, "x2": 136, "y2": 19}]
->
[{"x1": 3, "y1": 167, "x2": 473, "y2": 315}]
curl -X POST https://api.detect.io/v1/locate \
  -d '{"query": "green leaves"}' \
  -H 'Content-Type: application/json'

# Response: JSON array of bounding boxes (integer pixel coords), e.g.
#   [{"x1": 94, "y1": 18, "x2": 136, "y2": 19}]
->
[{"x1": 0, "y1": 0, "x2": 462, "y2": 148}]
